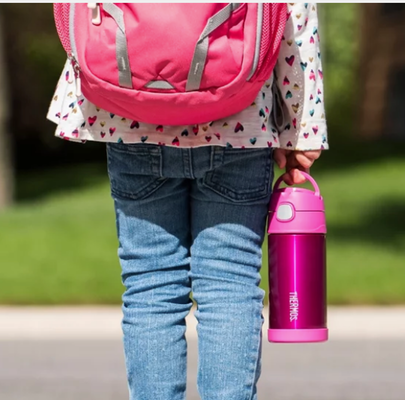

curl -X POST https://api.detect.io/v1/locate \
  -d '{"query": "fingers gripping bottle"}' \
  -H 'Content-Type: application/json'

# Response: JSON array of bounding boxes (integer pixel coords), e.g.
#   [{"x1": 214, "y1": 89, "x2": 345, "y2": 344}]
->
[{"x1": 267, "y1": 172, "x2": 328, "y2": 343}]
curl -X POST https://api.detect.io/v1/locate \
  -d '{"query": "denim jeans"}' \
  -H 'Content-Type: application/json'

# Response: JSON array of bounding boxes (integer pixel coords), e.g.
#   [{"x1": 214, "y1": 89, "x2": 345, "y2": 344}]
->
[{"x1": 107, "y1": 143, "x2": 274, "y2": 400}]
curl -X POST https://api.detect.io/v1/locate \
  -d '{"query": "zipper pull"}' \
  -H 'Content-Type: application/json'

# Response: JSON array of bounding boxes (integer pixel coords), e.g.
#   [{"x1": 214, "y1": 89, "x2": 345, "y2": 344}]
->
[
  {"x1": 68, "y1": 53, "x2": 82, "y2": 98},
  {"x1": 73, "y1": 62, "x2": 82, "y2": 97},
  {"x1": 75, "y1": 74, "x2": 82, "y2": 98},
  {"x1": 88, "y1": 3, "x2": 101, "y2": 25}
]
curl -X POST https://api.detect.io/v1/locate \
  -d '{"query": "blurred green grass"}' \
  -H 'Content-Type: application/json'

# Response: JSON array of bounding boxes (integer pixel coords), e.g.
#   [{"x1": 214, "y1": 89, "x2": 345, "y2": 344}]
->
[{"x1": 1, "y1": 156, "x2": 405, "y2": 305}]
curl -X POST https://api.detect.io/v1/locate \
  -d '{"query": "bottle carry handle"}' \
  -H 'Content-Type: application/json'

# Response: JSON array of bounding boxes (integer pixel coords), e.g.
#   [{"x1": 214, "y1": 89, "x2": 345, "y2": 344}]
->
[{"x1": 273, "y1": 171, "x2": 321, "y2": 197}]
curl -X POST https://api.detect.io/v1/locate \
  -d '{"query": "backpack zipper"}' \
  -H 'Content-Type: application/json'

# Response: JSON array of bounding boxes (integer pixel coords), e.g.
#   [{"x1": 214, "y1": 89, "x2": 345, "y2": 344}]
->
[
  {"x1": 53, "y1": 4, "x2": 82, "y2": 96},
  {"x1": 68, "y1": 3, "x2": 82, "y2": 97},
  {"x1": 68, "y1": 52, "x2": 82, "y2": 97}
]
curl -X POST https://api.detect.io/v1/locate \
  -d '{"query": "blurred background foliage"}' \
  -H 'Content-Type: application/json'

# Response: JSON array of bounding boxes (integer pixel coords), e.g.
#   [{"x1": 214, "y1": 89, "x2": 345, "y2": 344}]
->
[
  {"x1": 1, "y1": 3, "x2": 101, "y2": 170},
  {"x1": 321, "y1": 3, "x2": 359, "y2": 142},
  {"x1": 0, "y1": 4, "x2": 404, "y2": 305}
]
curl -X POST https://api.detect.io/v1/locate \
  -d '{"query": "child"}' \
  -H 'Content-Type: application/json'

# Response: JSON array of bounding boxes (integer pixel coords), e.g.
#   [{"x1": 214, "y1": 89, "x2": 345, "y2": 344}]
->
[{"x1": 48, "y1": 3, "x2": 327, "y2": 399}]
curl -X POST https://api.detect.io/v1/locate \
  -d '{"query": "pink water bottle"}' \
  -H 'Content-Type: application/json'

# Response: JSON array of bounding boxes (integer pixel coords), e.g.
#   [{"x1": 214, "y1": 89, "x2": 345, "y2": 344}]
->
[{"x1": 267, "y1": 172, "x2": 328, "y2": 343}]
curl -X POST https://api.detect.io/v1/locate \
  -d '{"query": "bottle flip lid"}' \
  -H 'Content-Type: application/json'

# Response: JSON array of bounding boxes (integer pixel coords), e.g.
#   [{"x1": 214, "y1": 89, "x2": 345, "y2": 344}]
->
[
  {"x1": 268, "y1": 172, "x2": 326, "y2": 234},
  {"x1": 269, "y1": 172, "x2": 325, "y2": 214}
]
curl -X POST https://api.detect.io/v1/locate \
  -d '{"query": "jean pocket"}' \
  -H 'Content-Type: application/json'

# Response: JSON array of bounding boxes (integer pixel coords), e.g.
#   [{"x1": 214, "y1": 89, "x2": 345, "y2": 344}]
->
[
  {"x1": 107, "y1": 143, "x2": 167, "y2": 200},
  {"x1": 203, "y1": 147, "x2": 273, "y2": 203}
]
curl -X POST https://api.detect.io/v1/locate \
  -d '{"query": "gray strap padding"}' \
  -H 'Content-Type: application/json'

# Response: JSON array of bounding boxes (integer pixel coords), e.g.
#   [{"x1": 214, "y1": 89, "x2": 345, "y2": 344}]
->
[
  {"x1": 186, "y1": 3, "x2": 241, "y2": 92},
  {"x1": 103, "y1": 3, "x2": 133, "y2": 89},
  {"x1": 145, "y1": 81, "x2": 175, "y2": 90},
  {"x1": 247, "y1": 3, "x2": 263, "y2": 80}
]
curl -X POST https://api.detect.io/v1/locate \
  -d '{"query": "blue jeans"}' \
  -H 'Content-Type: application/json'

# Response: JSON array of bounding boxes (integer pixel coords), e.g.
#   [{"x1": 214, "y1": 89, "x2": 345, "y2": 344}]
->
[{"x1": 107, "y1": 143, "x2": 274, "y2": 400}]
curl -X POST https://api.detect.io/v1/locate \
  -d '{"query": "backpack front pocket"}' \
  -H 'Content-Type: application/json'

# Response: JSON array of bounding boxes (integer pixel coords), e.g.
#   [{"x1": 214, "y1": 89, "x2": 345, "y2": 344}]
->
[{"x1": 84, "y1": 3, "x2": 248, "y2": 93}]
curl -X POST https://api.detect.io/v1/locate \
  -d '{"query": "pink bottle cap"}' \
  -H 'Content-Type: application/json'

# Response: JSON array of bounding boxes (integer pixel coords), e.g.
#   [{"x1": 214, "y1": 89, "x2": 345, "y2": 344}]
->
[{"x1": 268, "y1": 172, "x2": 326, "y2": 234}]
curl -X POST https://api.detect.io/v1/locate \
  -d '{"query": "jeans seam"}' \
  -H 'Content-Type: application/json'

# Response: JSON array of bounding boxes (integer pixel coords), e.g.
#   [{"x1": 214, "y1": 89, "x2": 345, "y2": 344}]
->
[
  {"x1": 247, "y1": 320, "x2": 262, "y2": 400},
  {"x1": 182, "y1": 149, "x2": 190, "y2": 179},
  {"x1": 106, "y1": 145, "x2": 116, "y2": 197},
  {"x1": 211, "y1": 146, "x2": 224, "y2": 170},
  {"x1": 159, "y1": 150, "x2": 164, "y2": 178},
  {"x1": 110, "y1": 179, "x2": 167, "y2": 201},
  {"x1": 150, "y1": 146, "x2": 162, "y2": 177},
  {"x1": 188, "y1": 148, "x2": 195, "y2": 179},
  {"x1": 209, "y1": 147, "x2": 214, "y2": 171}
]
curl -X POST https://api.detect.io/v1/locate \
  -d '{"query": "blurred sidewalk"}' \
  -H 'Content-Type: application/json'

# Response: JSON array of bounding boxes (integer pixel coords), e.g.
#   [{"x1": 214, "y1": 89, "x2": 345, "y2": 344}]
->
[{"x1": 1, "y1": 306, "x2": 405, "y2": 340}]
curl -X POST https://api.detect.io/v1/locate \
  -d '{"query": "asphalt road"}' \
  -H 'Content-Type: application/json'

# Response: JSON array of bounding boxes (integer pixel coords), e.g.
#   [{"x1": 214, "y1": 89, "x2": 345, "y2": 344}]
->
[{"x1": 1, "y1": 337, "x2": 404, "y2": 400}]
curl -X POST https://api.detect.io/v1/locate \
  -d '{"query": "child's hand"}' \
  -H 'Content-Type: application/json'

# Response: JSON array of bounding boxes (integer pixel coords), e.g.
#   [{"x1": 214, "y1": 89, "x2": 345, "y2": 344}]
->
[{"x1": 274, "y1": 149, "x2": 322, "y2": 185}]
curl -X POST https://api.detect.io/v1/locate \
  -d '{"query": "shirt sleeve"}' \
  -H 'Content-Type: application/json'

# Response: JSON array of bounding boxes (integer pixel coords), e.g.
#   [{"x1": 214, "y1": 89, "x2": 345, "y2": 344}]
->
[{"x1": 273, "y1": 3, "x2": 328, "y2": 150}]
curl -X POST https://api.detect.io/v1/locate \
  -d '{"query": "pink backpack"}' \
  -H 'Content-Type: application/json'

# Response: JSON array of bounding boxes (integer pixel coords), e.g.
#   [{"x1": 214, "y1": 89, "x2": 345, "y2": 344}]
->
[{"x1": 54, "y1": 3, "x2": 287, "y2": 125}]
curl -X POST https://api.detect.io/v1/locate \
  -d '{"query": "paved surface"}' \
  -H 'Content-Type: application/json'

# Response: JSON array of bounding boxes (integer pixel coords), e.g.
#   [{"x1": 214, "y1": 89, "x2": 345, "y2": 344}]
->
[{"x1": 1, "y1": 307, "x2": 405, "y2": 400}]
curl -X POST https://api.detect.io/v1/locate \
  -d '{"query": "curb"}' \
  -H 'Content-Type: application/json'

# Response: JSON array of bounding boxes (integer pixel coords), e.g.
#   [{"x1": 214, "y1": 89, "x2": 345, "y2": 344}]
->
[{"x1": 1, "y1": 306, "x2": 405, "y2": 341}]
